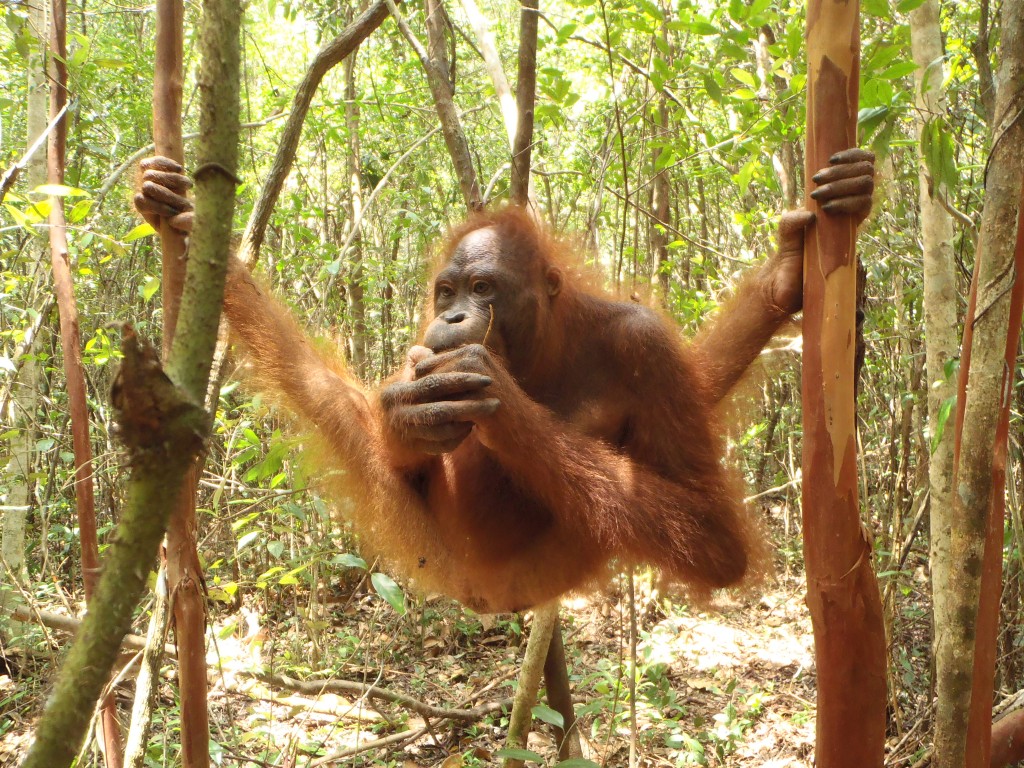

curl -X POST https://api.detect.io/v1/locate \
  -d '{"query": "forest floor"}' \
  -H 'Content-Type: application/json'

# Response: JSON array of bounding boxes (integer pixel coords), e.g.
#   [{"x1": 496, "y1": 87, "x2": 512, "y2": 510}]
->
[{"x1": 1, "y1": 561, "x2": 931, "y2": 767}]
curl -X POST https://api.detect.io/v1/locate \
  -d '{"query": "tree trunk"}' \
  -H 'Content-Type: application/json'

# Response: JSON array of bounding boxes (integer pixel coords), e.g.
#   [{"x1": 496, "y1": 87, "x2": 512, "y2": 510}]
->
[
  {"x1": 908, "y1": 0, "x2": 958, "y2": 741},
  {"x1": 503, "y1": 605, "x2": 559, "y2": 768},
  {"x1": 46, "y1": 0, "x2": 122, "y2": 761},
  {"x1": 343, "y1": 42, "x2": 367, "y2": 378},
  {"x1": 1, "y1": 0, "x2": 48, "y2": 595},
  {"x1": 21, "y1": 332, "x2": 207, "y2": 768},
  {"x1": 510, "y1": 0, "x2": 538, "y2": 207},
  {"x1": 934, "y1": 0, "x2": 1024, "y2": 762},
  {"x1": 385, "y1": 0, "x2": 481, "y2": 210},
  {"x1": 650, "y1": 99, "x2": 670, "y2": 297},
  {"x1": 801, "y1": 0, "x2": 887, "y2": 765},
  {"x1": 152, "y1": 1, "x2": 209, "y2": 766},
  {"x1": 459, "y1": 0, "x2": 517, "y2": 144}
]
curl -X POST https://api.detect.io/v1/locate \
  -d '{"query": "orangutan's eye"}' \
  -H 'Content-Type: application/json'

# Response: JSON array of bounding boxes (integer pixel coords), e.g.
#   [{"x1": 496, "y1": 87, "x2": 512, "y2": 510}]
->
[
  {"x1": 472, "y1": 281, "x2": 491, "y2": 295},
  {"x1": 437, "y1": 285, "x2": 454, "y2": 299}
]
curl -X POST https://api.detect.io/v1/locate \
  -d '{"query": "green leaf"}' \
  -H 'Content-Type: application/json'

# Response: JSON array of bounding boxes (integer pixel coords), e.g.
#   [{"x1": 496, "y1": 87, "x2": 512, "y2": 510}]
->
[
  {"x1": 25, "y1": 199, "x2": 51, "y2": 221},
  {"x1": 4, "y1": 204, "x2": 29, "y2": 228},
  {"x1": 730, "y1": 68, "x2": 756, "y2": 88},
  {"x1": 532, "y1": 704, "x2": 565, "y2": 729},
  {"x1": 267, "y1": 540, "x2": 285, "y2": 559},
  {"x1": 879, "y1": 61, "x2": 918, "y2": 81},
  {"x1": 703, "y1": 73, "x2": 723, "y2": 103},
  {"x1": 69, "y1": 199, "x2": 94, "y2": 224},
  {"x1": 124, "y1": 222, "x2": 156, "y2": 242},
  {"x1": 371, "y1": 572, "x2": 406, "y2": 614},
  {"x1": 931, "y1": 395, "x2": 956, "y2": 454},
  {"x1": 862, "y1": 0, "x2": 889, "y2": 17},
  {"x1": 554, "y1": 761, "x2": 601, "y2": 768},
  {"x1": 494, "y1": 748, "x2": 544, "y2": 763},
  {"x1": 921, "y1": 117, "x2": 958, "y2": 196},
  {"x1": 858, "y1": 105, "x2": 890, "y2": 139},
  {"x1": 236, "y1": 530, "x2": 260, "y2": 551},
  {"x1": 332, "y1": 553, "x2": 367, "y2": 569},
  {"x1": 140, "y1": 275, "x2": 160, "y2": 302},
  {"x1": 896, "y1": 0, "x2": 926, "y2": 10},
  {"x1": 691, "y1": 21, "x2": 719, "y2": 35},
  {"x1": 36, "y1": 438, "x2": 55, "y2": 451},
  {"x1": 943, "y1": 357, "x2": 958, "y2": 380},
  {"x1": 532, "y1": 704, "x2": 564, "y2": 728}
]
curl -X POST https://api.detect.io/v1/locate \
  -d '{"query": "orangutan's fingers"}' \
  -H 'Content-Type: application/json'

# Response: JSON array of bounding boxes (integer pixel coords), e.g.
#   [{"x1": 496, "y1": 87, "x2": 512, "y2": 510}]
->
[
  {"x1": 828, "y1": 147, "x2": 875, "y2": 166},
  {"x1": 142, "y1": 180, "x2": 193, "y2": 214},
  {"x1": 402, "y1": 398, "x2": 501, "y2": 426},
  {"x1": 140, "y1": 156, "x2": 185, "y2": 174},
  {"x1": 812, "y1": 160, "x2": 875, "y2": 185},
  {"x1": 168, "y1": 211, "x2": 194, "y2": 233},
  {"x1": 777, "y1": 210, "x2": 815, "y2": 236},
  {"x1": 821, "y1": 194, "x2": 873, "y2": 216},
  {"x1": 413, "y1": 344, "x2": 491, "y2": 378},
  {"x1": 381, "y1": 373, "x2": 493, "y2": 407},
  {"x1": 143, "y1": 168, "x2": 193, "y2": 195},
  {"x1": 134, "y1": 192, "x2": 179, "y2": 220},
  {"x1": 810, "y1": 174, "x2": 875, "y2": 203},
  {"x1": 407, "y1": 345, "x2": 433, "y2": 365}
]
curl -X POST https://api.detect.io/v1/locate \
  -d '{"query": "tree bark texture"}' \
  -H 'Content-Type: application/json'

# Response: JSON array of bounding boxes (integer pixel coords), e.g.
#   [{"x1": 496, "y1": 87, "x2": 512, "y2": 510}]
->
[
  {"x1": 909, "y1": 0, "x2": 958, "y2": 716},
  {"x1": 153, "y1": 0, "x2": 187, "y2": 348},
  {"x1": 801, "y1": 1, "x2": 887, "y2": 765},
  {"x1": 151, "y1": 2, "x2": 210, "y2": 766},
  {"x1": 503, "y1": 604, "x2": 559, "y2": 768},
  {"x1": 123, "y1": 569, "x2": 171, "y2": 768},
  {"x1": 650, "y1": 97, "x2": 671, "y2": 297},
  {"x1": 21, "y1": 329, "x2": 206, "y2": 768},
  {"x1": 935, "y1": 0, "x2": 1024, "y2": 762},
  {"x1": 510, "y1": 0, "x2": 538, "y2": 207},
  {"x1": 542, "y1": 616, "x2": 582, "y2": 760},
  {"x1": 46, "y1": 0, "x2": 123, "y2": 762}
]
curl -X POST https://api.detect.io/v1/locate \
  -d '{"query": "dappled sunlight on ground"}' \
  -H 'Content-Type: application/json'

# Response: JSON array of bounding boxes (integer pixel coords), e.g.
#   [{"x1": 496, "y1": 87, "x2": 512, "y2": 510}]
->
[{"x1": 3, "y1": 570, "x2": 837, "y2": 766}]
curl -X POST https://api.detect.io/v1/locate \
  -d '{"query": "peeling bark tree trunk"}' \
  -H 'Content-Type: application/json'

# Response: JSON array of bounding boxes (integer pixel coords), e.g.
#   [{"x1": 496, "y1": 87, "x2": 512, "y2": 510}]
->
[
  {"x1": 801, "y1": 1, "x2": 887, "y2": 765},
  {"x1": 908, "y1": 0, "x2": 959, "y2": 730},
  {"x1": 935, "y1": 0, "x2": 1024, "y2": 762},
  {"x1": 46, "y1": 0, "x2": 123, "y2": 762},
  {"x1": 151, "y1": 2, "x2": 209, "y2": 766},
  {"x1": 22, "y1": 0, "x2": 238, "y2": 759}
]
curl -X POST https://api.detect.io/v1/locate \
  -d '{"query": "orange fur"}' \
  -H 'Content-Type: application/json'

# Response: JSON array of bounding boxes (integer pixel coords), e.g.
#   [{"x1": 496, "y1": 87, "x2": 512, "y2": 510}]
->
[{"x1": 221, "y1": 208, "x2": 778, "y2": 612}]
